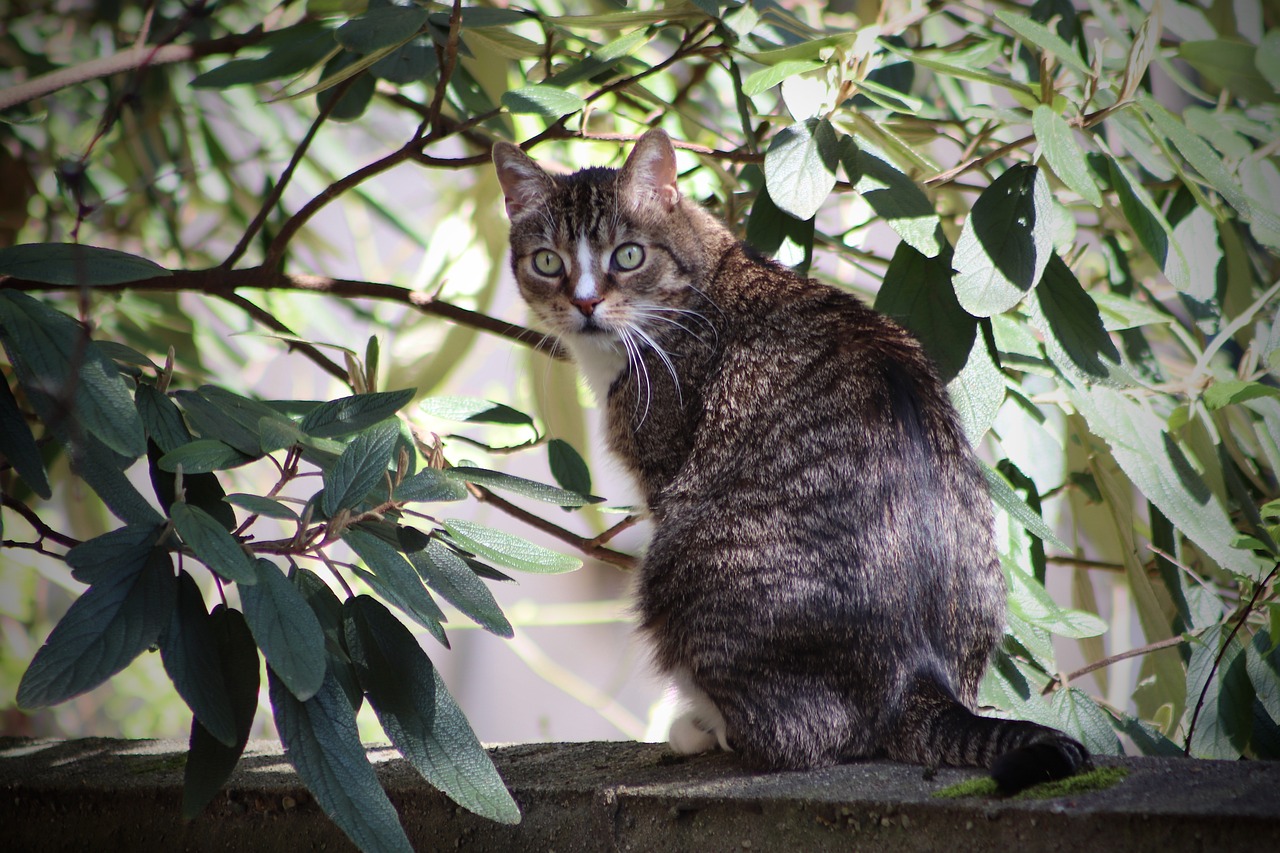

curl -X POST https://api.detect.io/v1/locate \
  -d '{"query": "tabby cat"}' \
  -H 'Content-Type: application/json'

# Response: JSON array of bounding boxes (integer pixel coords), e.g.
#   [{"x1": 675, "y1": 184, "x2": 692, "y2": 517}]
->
[{"x1": 493, "y1": 129, "x2": 1090, "y2": 792}]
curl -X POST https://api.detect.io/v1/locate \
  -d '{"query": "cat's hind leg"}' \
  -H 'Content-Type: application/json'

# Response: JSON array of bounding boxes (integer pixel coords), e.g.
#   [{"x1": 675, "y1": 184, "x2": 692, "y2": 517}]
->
[{"x1": 667, "y1": 670, "x2": 731, "y2": 755}]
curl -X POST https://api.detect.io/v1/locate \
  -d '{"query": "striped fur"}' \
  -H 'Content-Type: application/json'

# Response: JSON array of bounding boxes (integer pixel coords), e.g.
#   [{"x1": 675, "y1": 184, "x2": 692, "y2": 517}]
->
[{"x1": 494, "y1": 130, "x2": 1090, "y2": 792}]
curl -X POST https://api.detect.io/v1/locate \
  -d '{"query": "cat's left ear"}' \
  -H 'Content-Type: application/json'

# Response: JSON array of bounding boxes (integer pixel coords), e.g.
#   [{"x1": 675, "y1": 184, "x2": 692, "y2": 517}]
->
[
  {"x1": 493, "y1": 142, "x2": 555, "y2": 219},
  {"x1": 620, "y1": 128, "x2": 680, "y2": 212}
]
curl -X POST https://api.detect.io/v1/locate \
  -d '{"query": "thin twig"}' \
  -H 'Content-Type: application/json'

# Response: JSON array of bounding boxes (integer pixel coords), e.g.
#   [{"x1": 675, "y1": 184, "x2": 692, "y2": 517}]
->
[
  {"x1": 1044, "y1": 634, "x2": 1189, "y2": 695},
  {"x1": 466, "y1": 484, "x2": 637, "y2": 570},
  {"x1": 0, "y1": 494, "x2": 82, "y2": 550}
]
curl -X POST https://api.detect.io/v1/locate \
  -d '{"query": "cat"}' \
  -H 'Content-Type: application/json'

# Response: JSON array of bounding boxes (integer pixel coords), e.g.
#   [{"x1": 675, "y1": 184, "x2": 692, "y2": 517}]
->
[{"x1": 493, "y1": 128, "x2": 1090, "y2": 792}]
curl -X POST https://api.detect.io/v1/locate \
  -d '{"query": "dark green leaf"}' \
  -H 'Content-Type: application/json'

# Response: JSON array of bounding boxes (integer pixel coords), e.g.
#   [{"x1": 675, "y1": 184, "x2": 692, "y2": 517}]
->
[
  {"x1": 316, "y1": 52, "x2": 376, "y2": 122},
  {"x1": 852, "y1": 147, "x2": 942, "y2": 257},
  {"x1": 241, "y1": 559, "x2": 327, "y2": 701},
  {"x1": 501, "y1": 85, "x2": 586, "y2": 118},
  {"x1": 874, "y1": 243, "x2": 973, "y2": 383},
  {"x1": 0, "y1": 376, "x2": 51, "y2": 497},
  {"x1": 336, "y1": 3, "x2": 428, "y2": 53},
  {"x1": 299, "y1": 389, "x2": 415, "y2": 438},
  {"x1": 983, "y1": 464, "x2": 1071, "y2": 552},
  {"x1": 1248, "y1": 629, "x2": 1280, "y2": 730},
  {"x1": 0, "y1": 290, "x2": 146, "y2": 459},
  {"x1": 763, "y1": 118, "x2": 839, "y2": 220},
  {"x1": 1101, "y1": 155, "x2": 1196, "y2": 296},
  {"x1": 0, "y1": 243, "x2": 169, "y2": 285},
  {"x1": 269, "y1": 668, "x2": 414, "y2": 853},
  {"x1": 344, "y1": 528, "x2": 448, "y2": 644},
  {"x1": 224, "y1": 493, "x2": 298, "y2": 520},
  {"x1": 953, "y1": 163, "x2": 1054, "y2": 316},
  {"x1": 427, "y1": 7, "x2": 528, "y2": 28},
  {"x1": 547, "y1": 438, "x2": 592, "y2": 499},
  {"x1": 1033, "y1": 105, "x2": 1101, "y2": 206},
  {"x1": 370, "y1": 37, "x2": 438, "y2": 84},
  {"x1": 448, "y1": 466, "x2": 594, "y2": 506},
  {"x1": 408, "y1": 541, "x2": 512, "y2": 638},
  {"x1": 394, "y1": 467, "x2": 468, "y2": 503},
  {"x1": 182, "y1": 605, "x2": 260, "y2": 818},
  {"x1": 135, "y1": 383, "x2": 191, "y2": 454},
  {"x1": 1027, "y1": 253, "x2": 1130, "y2": 387},
  {"x1": 744, "y1": 184, "x2": 815, "y2": 264},
  {"x1": 64, "y1": 430, "x2": 164, "y2": 525},
  {"x1": 148, "y1": 440, "x2": 235, "y2": 532},
  {"x1": 1186, "y1": 624, "x2": 1253, "y2": 759},
  {"x1": 344, "y1": 596, "x2": 520, "y2": 823},
  {"x1": 443, "y1": 518, "x2": 581, "y2": 574},
  {"x1": 544, "y1": 29, "x2": 650, "y2": 87},
  {"x1": 158, "y1": 438, "x2": 256, "y2": 474},
  {"x1": 65, "y1": 523, "x2": 163, "y2": 585},
  {"x1": 173, "y1": 390, "x2": 262, "y2": 457},
  {"x1": 191, "y1": 22, "x2": 335, "y2": 89},
  {"x1": 419, "y1": 396, "x2": 534, "y2": 427},
  {"x1": 159, "y1": 570, "x2": 236, "y2": 747},
  {"x1": 995, "y1": 10, "x2": 1092, "y2": 77},
  {"x1": 171, "y1": 502, "x2": 257, "y2": 585},
  {"x1": 1109, "y1": 711, "x2": 1183, "y2": 757},
  {"x1": 16, "y1": 549, "x2": 175, "y2": 708},
  {"x1": 322, "y1": 418, "x2": 401, "y2": 517},
  {"x1": 294, "y1": 568, "x2": 362, "y2": 712}
]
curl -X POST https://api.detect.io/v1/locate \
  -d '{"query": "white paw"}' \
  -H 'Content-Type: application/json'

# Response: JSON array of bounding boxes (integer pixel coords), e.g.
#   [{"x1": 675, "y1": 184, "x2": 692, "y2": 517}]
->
[{"x1": 669, "y1": 711, "x2": 721, "y2": 755}]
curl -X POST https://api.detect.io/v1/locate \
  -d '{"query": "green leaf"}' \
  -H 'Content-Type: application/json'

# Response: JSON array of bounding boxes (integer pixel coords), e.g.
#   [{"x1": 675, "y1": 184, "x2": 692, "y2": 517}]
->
[
  {"x1": 0, "y1": 376, "x2": 51, "y2": 498},
  {"x1": 0, "y1": 243, "x2": 169, "y2": 285},
  {"x1": 419, "y1": 396, "x2": 535, "y2": 428},
  {"x1": 1203, "y1": 379, "x2": 1280, "y2": 410},
  {"x1": 299, "y1": 389, "x2": 415, "y2": 438},
  {"x1": 947, "y1": 332, "x2": 1004, "y2": 445},
  {"x1": 158, "y1": 439, "x2": 256, "y2": 474},
  {"x1": 874, "y1": 243, "x2": 973, "y2": 384},
  {"x1": 448, "y1": 466, "x2": 594, "y2": 507},
  {"x1": 1046, "y1": 687, "x2": 1122, "y2": 756},
  {"x1": 294, "y1": 568, "x2": 363, "y2": 712},
  {"x1": 182, "y1": 605, "x2": 259, "y2": 819},
  {"x1": 322, "y1": 418, "x2": 401, "y2": 517},
  {"x1": 1005, "y1": 560, "x2": 1107, "y2": 639},
  {"x1": 371, "y1": 36, "x2": 438, "y2": 84},
  {"x1": 995, "y1": 10, "x2": 1092, "y2": 77},
  {"x1": 394, "y1": 467, "x2": 468, "y2": 503},
  {"x1": 173, "y1": 389, "x2": 265, "y2": 457},
  {"x1": 0, "y1": 291, "x2": 147, "y2": 459},
  {"x1": 741, "y1": 32, "x2": 858, "y2": 65},
  {"x1": 343, "y1": 528, "x2": 448, "y2": 644},
  {"x1": 269, "y1": 668, "x2": 414, "y2": 853},
  {"x1": 315, "y1": 52, "x2": 377, "y2": 121},
  {"x1": 1185, "y1": 624, "x2": 1254, "y2": 758},
  {"x1": 224, "y1": 493, "x2": 298, "y2": 520},
  {"x1": 547, "y1": 438, "x2": 592, "y2": 499},
  {"x1": 16, "y1": 549, "x2": 175, "y2": 708},
  {"x1": 241, "y1": 559, "x2": 327, "y2": 701},
  {"x1": 1248, "y1": 630, "x2": 1280, "y2": 728},
  {"x1": 501, "y1": 85, "x2": 586, "y2": 118},
  {"x1": 191, "y1": 21, "x2": 335, "y2": 88},
  {"x1": 64, "y1": 431, "x2": 164, "y2": 526},
  {"x1": 171, "y1": 502, "x2": 257, "y2": 585},
  {"x1": 851, "y1": 147, "x2": 942, "y2": 257},
  {"x1": 408, "y1": 541, "x2": 512, "y2": 638},
  {"x1": 983, "y1": 464, "x2": 1071, "y2": 552},
  {"x1": 159, "y1": 570, "x2": 236, "y2": 747},
  {"x1": 882, "y1": 42, "x2": 1036, "y2": 99},
  {"x1": 64, "y1": 523, "x2": 162, "y2": 585},
  {"x1": 1033, "y1": 105, "x2": 1101, "y2": 206},
  {"x1": 953, "y1": 164, "x2": 1054, "y2": 316},
  {"x1": 544, "y1": 29, "x2": 650, "y2": 88},
  {"x1": 1109, "y1": 711, "x2": 1183, "y2": 757},
  {"x1": 1091, "y1": 291, "x2": 1173, "y2": 331},
  {"x1": 1102, "y1": 155, "x2": 1196, "y2": 297},
  {"x1": 1026, "y1": 253, "x2": 1130, "y2": 388},
  {"x1": 741, "y1": 60, "x2": 824, "y2": 96},
  {"x1": 763, "y1": 118, "x2": 839, "y2": 220},
  {"x1": 1178, "y1": 39, "x2": 1277, "y2": 103},
  {"x1": 1069, "y1": 387, "x2": 1266, "y2": 580},
  {"x1": 135, "y1": 383, "x2": 191, "y2": 455},
  {"x1": 336, "y1": 3, "x2": 428, "y2": 53},
  {"x1": 442, "y1": 518, "x2": 581, "y2": 574},
  {"x1": 345, "y1": 596, "x2": 520, "y2": 824}
]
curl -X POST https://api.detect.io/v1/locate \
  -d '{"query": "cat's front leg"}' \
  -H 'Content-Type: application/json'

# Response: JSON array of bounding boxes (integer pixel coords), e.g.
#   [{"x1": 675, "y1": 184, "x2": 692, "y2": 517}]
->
[{"x1": 667, "y1": 670, "x2": 732, "y2": 755}]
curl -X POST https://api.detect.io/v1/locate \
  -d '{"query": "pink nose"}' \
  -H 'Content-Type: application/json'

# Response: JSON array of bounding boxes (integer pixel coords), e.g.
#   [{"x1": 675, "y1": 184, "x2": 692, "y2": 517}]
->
[{"x1": 571, "y1": 296, "x2": 604, "y2": 316}]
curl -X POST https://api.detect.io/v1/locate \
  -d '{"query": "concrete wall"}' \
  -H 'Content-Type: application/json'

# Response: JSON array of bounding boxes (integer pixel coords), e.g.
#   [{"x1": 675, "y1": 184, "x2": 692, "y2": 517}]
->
[{"x1": 4, "y1": 737, "x2": 1279, "y2": 852}]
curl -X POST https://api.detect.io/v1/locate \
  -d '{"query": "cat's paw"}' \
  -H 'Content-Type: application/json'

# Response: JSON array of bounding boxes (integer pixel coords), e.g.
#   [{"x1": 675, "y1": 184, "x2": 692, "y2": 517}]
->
[{"x1": 668, "y1": 709, "x2": 731, "y2": 755}]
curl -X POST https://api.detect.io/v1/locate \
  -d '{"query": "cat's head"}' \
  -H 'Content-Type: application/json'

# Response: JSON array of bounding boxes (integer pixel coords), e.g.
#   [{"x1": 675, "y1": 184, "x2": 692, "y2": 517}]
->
[{"x1": 493, "y1": 129, "x2": 712, "y2": 347}]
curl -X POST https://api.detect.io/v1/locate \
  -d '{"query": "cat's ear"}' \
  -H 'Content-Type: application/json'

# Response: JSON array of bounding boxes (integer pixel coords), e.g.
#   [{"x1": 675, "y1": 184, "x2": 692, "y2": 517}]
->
[
  {"x1": 620, "y1": 128, "x2": 680, "y2": 212},
  {"x1": 492, "y1": 142, "x2": 555, "y2": 219}
]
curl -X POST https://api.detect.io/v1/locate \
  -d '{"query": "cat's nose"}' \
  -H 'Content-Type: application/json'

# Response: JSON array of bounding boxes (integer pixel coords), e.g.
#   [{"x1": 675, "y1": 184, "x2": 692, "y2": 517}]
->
[{"x1": 571, "y1": 296, "x2": 604, "y2": 316}]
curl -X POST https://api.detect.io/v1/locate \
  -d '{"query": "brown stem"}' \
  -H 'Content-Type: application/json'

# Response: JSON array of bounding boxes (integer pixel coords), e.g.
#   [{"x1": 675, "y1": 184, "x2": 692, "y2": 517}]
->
[
  {"x1": 1, "y1": 267, "x2": 565, "y2": 360},
  {"x1": 467, "y1": 485, "x2": 637, "y2": 571},
  {"x1": 0, "y1": 494, "x2": 82, "y2": 550},
  {"x1": 1044, "y1": 634, "x2": 1188, "y2": 695},
  {"x1": 0, "y1": 30, "x2": 265, "y2": 112}
]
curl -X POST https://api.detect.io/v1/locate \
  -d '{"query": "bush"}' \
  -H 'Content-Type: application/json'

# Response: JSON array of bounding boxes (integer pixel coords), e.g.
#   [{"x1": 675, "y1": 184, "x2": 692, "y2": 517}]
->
[{"x1": 2, "y1": 1, "x2": 1278, "y2": 849}]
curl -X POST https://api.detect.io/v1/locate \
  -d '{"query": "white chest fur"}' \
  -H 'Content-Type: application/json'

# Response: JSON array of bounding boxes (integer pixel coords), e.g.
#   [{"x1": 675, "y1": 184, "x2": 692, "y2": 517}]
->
[{"x1": 563, "y1": 334, "x2": 628, "y2": 406}]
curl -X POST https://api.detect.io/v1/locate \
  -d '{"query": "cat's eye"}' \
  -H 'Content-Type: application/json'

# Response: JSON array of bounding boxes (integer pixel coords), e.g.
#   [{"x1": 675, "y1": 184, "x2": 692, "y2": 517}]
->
[
  {"x1": 613, "y1": 243, "x2": 645, "y2": 271},
  {"x1": 532, "y1": 250, "x2": 563, "y2": 276}
]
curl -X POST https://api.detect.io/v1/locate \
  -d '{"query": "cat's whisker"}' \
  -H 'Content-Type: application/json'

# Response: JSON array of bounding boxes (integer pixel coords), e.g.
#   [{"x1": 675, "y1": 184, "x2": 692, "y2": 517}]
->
[
  {"x1": 628, "y1": 324, "x2": 683, "y2": 408},
  {"x1": 617, "y1": 326, "x2": 653, "y2": 427}
]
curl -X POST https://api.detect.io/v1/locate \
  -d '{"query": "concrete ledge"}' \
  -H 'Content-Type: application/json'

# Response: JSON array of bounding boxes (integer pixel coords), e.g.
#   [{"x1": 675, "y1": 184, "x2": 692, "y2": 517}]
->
[{"x1": 3, "y1": 737, "x2": 1279, "y2": 851}]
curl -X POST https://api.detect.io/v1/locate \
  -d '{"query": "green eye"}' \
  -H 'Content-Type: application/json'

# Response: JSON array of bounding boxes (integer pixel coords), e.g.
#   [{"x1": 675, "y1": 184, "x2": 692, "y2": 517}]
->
[
  {"x1": 533, "y1": 250, "x2": 563, "y2": 276},
  {"x1": 613, "y1": 243, "x2": 645, "y2": 271}
]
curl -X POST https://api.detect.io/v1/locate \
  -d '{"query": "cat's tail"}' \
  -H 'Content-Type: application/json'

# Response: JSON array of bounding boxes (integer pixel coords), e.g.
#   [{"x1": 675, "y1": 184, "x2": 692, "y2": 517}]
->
[{"x1": 886, "y1": 674, "x2": 1091, "y2": 793}]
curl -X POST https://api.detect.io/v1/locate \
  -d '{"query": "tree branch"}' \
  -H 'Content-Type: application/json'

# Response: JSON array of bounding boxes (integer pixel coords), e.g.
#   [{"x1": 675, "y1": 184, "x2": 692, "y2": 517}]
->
[
  {"x1": 1, "y1": 267, "x2": 566, "y2": 360},
  {"x1": 467, "y1": 485, "x2": 638, "y2": 571}
]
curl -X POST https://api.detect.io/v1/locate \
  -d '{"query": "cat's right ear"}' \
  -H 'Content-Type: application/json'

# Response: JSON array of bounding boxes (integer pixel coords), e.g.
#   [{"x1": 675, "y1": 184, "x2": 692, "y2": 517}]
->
[{"x1": 492, "y1": 142, "x2": 554, "y2": 219}]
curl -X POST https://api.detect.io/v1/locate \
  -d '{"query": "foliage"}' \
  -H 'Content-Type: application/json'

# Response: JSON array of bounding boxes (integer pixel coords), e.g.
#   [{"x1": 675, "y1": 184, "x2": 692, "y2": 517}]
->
[{"x1": 2, "y1": 0, "x2": 1280, "y2": 849}]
